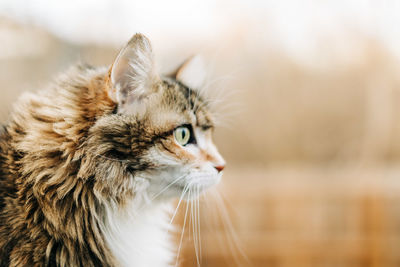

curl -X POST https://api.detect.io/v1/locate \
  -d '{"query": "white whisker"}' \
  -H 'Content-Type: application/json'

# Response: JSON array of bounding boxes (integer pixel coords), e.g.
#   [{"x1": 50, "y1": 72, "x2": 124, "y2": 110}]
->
[
  {"x1": 197, "y1": 185, "x2": 202, "y2": 266},
  {"x1": 211, "y1": 189, "x2": 250, "y2": 266},
  {"x1": 175, "y1": 190, "x2": 190, "y2": 267},
  {"x1": 148, "y1": 173, "x2": 188, "y2": 202},
  {"x1": 167, "y1": 184, "x2": 190, "y2": 235},
  {"x1": 191, "y1": 191, "x2": 200, "y2": 267}
]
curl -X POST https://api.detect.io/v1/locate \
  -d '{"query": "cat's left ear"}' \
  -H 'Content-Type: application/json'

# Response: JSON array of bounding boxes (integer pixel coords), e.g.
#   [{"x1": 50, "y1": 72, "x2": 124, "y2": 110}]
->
[
  {"x1": 173, "y1": 55, "x2": 207, "y2": 89},
  {"x1": 108, "y1": 33, "x2": 158, "y2": 109}
]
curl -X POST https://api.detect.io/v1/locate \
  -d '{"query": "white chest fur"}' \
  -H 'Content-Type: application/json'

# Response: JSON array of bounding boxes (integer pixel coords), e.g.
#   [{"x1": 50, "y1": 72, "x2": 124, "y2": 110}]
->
[{"x1": 103, "y1": 203, "x2": 174, "y2": 267}]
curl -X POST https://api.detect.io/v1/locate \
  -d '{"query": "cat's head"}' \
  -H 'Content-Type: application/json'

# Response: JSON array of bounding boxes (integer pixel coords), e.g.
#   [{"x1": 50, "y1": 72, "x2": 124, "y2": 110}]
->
[{"x1": 85, "y1": 34, "x2": 225, "y2": 202}]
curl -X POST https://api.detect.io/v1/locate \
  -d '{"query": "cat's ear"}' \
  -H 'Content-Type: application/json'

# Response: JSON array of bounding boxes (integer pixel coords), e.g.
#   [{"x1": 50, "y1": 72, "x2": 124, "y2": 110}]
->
[
  {"x1": 173, "y1": 55, "x2": 207, "y2": 89},
  {"x1": 108, "y1": 33, "x2": 158, "y2": 108}
]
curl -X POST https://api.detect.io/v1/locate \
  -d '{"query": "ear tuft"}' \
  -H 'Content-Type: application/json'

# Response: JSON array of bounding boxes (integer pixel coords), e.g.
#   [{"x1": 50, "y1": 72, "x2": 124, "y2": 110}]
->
[
  {"x1": 109, "y1": 33, "x2": 158, "y2": 111},
  {"x1": 175, "y1": 55, "x2": 207, "y2": 89}
]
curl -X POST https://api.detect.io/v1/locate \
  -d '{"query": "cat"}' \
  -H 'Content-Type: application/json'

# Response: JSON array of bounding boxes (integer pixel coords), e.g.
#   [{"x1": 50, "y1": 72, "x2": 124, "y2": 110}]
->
[{"x1": 0, "y1": 33, "x2": 225, "y2": 267}]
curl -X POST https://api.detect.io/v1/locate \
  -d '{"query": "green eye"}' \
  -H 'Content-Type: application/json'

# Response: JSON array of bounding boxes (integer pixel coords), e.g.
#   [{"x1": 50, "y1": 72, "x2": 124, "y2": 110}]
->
[{"x1": 174, "y1": 126, "x2": 191, "y2": 146}]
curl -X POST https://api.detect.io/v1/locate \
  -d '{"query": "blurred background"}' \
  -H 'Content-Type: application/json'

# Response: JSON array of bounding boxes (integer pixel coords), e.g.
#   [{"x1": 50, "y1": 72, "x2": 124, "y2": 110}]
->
[{"x1": 1, "y1": 1, "x2": 400, "y2": 266}]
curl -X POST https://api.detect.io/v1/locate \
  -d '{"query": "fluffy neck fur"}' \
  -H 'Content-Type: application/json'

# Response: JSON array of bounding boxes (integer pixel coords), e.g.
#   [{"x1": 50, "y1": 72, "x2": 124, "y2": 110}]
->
[
  {"x1": 0, "y1": 65, "x2": 174, "y2": 267},
  {"x1": 101, "y1": 175, "x2": 175, "y2": 267},
  {"x1": 103, "y1": 200, "x2": 174, "y2": 267}
]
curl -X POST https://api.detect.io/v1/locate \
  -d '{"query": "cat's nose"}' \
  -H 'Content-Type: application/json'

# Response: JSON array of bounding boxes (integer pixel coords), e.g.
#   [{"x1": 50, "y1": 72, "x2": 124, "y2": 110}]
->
[{"x1": 214, "y1": 164, "x2": 225, "y2": 173}]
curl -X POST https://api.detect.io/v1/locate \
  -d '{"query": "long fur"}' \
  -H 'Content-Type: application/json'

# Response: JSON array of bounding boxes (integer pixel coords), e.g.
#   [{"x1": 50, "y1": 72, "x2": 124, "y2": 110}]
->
[{"x1": 0, "y1": 34, "x2": 224, "y2": 267}]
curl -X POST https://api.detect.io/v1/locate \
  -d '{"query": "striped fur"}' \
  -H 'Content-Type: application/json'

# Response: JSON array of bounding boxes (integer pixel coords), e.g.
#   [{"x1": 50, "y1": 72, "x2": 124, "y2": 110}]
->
[{"x1": 0, "y1": 34, "x2": 224, "y2": 266}]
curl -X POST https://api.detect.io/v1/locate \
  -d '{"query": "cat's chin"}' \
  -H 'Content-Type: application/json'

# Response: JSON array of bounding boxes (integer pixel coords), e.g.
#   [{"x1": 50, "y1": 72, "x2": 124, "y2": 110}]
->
[
  {"x1": 145, "y1": 167, "x2": 223, "y2": 201},
  {"x1": 172, "y1": 173, "x2": 222, "y2": 199}
]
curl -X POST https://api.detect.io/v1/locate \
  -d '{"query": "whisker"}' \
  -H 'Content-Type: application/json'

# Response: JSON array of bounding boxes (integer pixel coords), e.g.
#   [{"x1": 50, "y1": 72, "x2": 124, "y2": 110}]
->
[
  {"x1": 193, "y1": 185, "x2": 202, "y2": 267},
  {"x1": 167, "y1": 184, "x2": 190, "y2": 235},
  {"x1": 191, "y1": 191, "x2": 200, "y2": 267},
  {"x1": 212, "y1": 190, "x2": 250, "y2": 266},
  {"x1": 197, "y1": 185, "x2": 202, "y2": 266},
  {"x1": 134, "y1": 173, "x2": 189, "y2": 215},
  {"x1": 175, "y1": 189, "x2": 190, "y2": 267},
  {"x1": 188, "y1": 188, "x2": 192, "y2": 241},
  {"x1": 148, "y1": 173, "x2": 188, "y2": 202},
  {"x1": 203, "y1": 191, "x2": 232, "y2": 264}
]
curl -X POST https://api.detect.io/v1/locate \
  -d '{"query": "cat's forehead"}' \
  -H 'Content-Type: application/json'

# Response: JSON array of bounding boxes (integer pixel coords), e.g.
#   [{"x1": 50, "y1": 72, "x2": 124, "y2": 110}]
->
[{"x1": 157, "y1": 79, "x2": 213, "y2": 128}]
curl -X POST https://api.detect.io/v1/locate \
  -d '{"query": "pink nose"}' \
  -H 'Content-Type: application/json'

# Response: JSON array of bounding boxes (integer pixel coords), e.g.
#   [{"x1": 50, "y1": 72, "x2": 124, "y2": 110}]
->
[{"x1": 214, "y1": 165, "x2": 225, "y2": 173}]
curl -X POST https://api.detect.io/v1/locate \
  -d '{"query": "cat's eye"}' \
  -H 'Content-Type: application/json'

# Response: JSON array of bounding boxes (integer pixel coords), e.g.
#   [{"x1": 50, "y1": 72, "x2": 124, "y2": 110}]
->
[{"x1": 174, "y1": 126, "x2": 191, "y2": 146}]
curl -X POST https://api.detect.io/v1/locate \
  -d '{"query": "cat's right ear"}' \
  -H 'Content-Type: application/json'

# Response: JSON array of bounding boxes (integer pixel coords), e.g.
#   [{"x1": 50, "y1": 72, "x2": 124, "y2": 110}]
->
[{"x1": 108, "y1": 34, "x2": 158, "y2": 111}]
